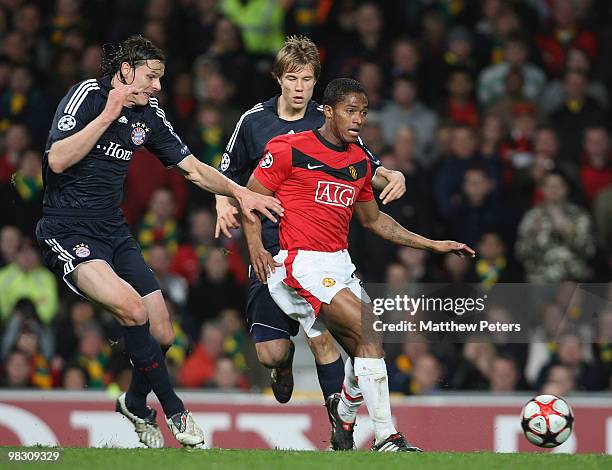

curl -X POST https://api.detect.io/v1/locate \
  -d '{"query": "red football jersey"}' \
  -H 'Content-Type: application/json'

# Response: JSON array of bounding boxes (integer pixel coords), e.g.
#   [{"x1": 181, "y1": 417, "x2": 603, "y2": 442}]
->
[{"x1": 253, "y1": 130, "x2": 374, "y2": 252}]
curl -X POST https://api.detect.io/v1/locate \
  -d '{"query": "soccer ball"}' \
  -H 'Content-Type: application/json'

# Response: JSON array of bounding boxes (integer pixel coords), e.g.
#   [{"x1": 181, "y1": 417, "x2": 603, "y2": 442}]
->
[{"x1": 521, "y1": 394, "x2": 574, "y2": 448}]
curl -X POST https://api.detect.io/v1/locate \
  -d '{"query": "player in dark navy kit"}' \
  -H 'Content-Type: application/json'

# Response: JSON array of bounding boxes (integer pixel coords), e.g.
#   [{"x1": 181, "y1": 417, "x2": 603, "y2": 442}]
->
[
  {"x1": 215, "y1": 37, "x2": 406, "y2": 414},
  {"x1": 36, "y1": 36, "x2": 283, "y2": 449}
]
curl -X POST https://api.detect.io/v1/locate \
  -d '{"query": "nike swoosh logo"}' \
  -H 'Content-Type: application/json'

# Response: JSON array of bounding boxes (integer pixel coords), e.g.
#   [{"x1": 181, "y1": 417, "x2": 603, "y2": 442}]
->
[{"x1": 307, "y1": 163, "x2": 324, "y2": 170}]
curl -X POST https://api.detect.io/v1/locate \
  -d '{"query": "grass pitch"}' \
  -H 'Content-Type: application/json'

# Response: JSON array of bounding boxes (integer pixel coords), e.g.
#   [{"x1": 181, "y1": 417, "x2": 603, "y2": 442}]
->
[{"x1": 1, "y1": 448, "x2": 611, "y2": 470}]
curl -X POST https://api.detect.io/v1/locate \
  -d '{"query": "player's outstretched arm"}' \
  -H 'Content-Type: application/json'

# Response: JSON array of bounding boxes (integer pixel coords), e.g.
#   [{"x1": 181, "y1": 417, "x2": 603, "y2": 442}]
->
[
  {"x1": 371, "y1": 167, "x2": 406, "y2": 205},
  {"x1": 215, "y1": 195, "x2": 240, "y2": 238},
  {"x1": 241, "y1": 174, "x2": 282, "y2": 283},
  {"x1": 177, "y1": 156, "x2": 283, "y2": 224},
  {"x1": 48, "y1": 86, "x2": 139, "y2": 173},
  {"x1": 355, "y1": 199, "x2": 476, "y2": 257}
]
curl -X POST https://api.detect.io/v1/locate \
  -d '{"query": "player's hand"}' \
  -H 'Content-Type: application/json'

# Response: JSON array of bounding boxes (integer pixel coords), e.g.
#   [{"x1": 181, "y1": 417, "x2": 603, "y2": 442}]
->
[
  {"x1": 215, "y1": 197, "x2": 240, "y2": 238},
  {"x1": 236, "y1": 188, "x2": 284, "y2": 225},
  {"x1": 249, "y1": 245, "x2": 282, "y2": 284},
  {"x1": 102, "y1": 85, "x2": 138, "y2": 121},
  {"x1": 431, "y1": 240, "x2": 476, "y2": 258},
  {"x1": 376, "y1": 169, "x2": 406, "y2": 205}
]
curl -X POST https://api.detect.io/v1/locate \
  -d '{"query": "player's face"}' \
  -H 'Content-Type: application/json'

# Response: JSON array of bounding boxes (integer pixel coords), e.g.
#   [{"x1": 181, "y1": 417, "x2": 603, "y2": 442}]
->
[
  {"x1": 278, "y1": 65, "x2": 316, "y2": 111},
  {"x1": 327, "y1": 92, "x2": 368, "y2": 144},
  {"x1": 122, "y1": 59, "x2": 165, "y2": 106}
]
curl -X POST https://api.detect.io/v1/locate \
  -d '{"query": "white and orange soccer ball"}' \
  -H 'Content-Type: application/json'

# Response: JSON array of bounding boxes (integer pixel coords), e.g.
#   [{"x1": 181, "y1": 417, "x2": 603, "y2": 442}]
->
[{"x1": 521, "y1": 394, "x2": 574, "y2": 448}]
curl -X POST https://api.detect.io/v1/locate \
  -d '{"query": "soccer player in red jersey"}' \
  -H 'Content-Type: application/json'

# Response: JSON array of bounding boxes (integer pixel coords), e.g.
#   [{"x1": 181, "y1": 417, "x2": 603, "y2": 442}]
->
[{"x1": 243, "y1": 78, "x2": 475, "y2": 452}]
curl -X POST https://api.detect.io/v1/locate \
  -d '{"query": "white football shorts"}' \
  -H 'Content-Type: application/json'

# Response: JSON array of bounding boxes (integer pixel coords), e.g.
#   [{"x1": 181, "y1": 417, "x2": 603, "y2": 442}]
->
[{"x1": 267, "y1": 249, "x2": 370, "y2": 338}]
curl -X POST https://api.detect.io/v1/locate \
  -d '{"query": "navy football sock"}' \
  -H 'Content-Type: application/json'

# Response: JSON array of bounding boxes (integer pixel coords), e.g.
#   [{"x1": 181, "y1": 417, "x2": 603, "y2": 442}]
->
[
  {"x1": 126, "y1": 343, "x2": 172, "y2": 418},
  {"x1": 123, "y1": 323, "x2": 184, "y2": 418},
  {"x1": 316, "y1": 356, "x2": 344, "y2": 399}
]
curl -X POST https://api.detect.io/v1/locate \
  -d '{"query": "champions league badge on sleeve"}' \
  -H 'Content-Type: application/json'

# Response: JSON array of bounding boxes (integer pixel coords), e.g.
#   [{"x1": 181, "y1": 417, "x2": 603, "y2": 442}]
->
[{"x1": 131, "y1": 122, "x2": 150, "y2": 145}]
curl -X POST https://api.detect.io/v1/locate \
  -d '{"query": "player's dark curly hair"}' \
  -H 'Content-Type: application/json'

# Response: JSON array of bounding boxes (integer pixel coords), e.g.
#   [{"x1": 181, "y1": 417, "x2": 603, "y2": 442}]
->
[
  {"x1": 101, "y1": 36, "x2": 165, "y2": 84},
  {"x1": 322, "y1": 78, "x2": 368, "y2": 108}
]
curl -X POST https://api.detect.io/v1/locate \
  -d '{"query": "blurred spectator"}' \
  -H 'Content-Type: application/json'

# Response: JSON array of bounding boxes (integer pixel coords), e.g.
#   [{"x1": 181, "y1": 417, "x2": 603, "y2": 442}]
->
[
  {"x1": 61, "y1": 363, "x2": 89, "y2": 390},
  {"x1": 540, "y1": 47, "x2": 608, "y2": 115},
  {"x1": 196, "y1": 71, "x2": 241, "y2": 137},
  {"x1": 477, "y1": 35, "x2": 546, "y2": 107},
  {"x1": 488, "y1": 66, "x2": 542, "y2": 129},
  {"x1": 535, "y1": 0, "x2": 598, "y2": 78},
  {"x1": 170, "y1": 208, "x2": 246, "y2": 286},
  {"x1": 451, "y1": 340, "x2": 496, "y2": 390},
  {"x1": 49, "y1": 0, "x2": 86, "y2": 47},
  {"x1": 407, "y1": 353, "x2": 444, "y2": 395},
  {"x1": 0, "y1": 148, "x2": 43, "y2": 236},
  {"x1": 80, "y1": 44, "x2": 102, "y2": 78},
  {"x1": 121, "y1": 150, "x2": 188, "y2": 227},
  {"x1": 0, "y1": 238, "x2": 58, "y2": 325},
  {"x1": 445, "y1": 166, "x2": 503, "y2": 247},
  {"x1": 593, "y1": 187, "x2": 612, "y2": 255},
  {"x1": 580, "y1": 126, "x2": 612, "y2": 204},
  {"x1": 0, "y1": 225, "x2": 21, "y2": 267},
  {"x1": 220, "y1": 0, "x2": 284, "y2": 55},
  {"x1": 206, "y1": 355, "x2": 249, "y2": 390},
  {"x1": 479, "y1": 113, "x2": 505, "y2": 160},
  {"x1": 0, "y1": 123, "x2": 30, "y2": 183},
  {"x1": 356, "y1": 61, "x2": 383, "y2": 111},
  {"x1": 516, "y1": 172, "x2": 595, "y2": 283},
  {"x1": 53, "y1": 299, "x2": 98, "y2": 362},
  {"x1": 489, "y1": 355, "x2": 521, "y2": 393},
  {"x1": 388, "y1": 338, "x2": 428, "y2": 393},
  {"x1": 467, "y1": 232, "x2": 521, "y2": 289},
  {"x1": 439, "y1": 68, "x2": 478, "y2": 128},
  {"x1": 178, "y1": 321, "x2": 224, "y2": 388},
  {"x1": 536, "y1": 332, "x2": 606, "y2": 391},
  {"x1": 0, "y1": 350, "x2": 31, "y2": 387},
  {"x1": 388, "y1": 37, "x2": 422, "y2": 85},
  {"x1": 540, "y1": 364, "x2": 575, "y2": 396},
  {"x1": 75, "y1": 322, "x2": 111, "y2": 389},
  {"x1": 380, "y1": 75, "x2": 437, "y2": 161},
  {"x1": 1, "y1": 298, "x2": 54, "y2": 361},
  {"x1": 0, "y1": 64, "x2": 50, "y2": 143},
  {"x1": 187, "y1": 247, "x2": 245, "y2": 328},
  {"x1": 434, "y1": 125, "x2": 500, "y2": 219},
  {"x1": 148, "y1": 243, "x2": 188, "y2": 309},
  {"x1": 163, "y1": 299, "x2": 190, "y2": 374},
  {"x1": 137, "y1": 188, "x2": 179, "y2": 261},
  {"x1": 550, "y1": 70, "x2": 607, "y2": 165}
]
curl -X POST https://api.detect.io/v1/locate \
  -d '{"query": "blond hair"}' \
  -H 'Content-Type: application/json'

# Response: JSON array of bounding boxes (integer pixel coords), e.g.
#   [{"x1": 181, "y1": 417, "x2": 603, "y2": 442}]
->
[{"x1": 272, "y1": 35, "x2": 320, "y2": 80}]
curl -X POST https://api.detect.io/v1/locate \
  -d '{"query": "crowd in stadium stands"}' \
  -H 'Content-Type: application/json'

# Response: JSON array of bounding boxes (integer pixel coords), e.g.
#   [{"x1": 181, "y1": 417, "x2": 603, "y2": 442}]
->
[{"x1": 0, "y1": 0, "x2": 610, "y2": 394}]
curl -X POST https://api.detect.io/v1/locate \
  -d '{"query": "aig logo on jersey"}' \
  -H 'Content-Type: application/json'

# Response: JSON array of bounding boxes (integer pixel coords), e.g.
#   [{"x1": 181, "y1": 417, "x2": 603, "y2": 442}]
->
[
  {"x1": 260, "y1": 151, "x2": 273, "y2": 169},
  {"x1": 315, "y1": 181, "x2": 356, "y2": 208},
  {"x1": 131, "y1": 122, "x2": 150, "y2": 145}
]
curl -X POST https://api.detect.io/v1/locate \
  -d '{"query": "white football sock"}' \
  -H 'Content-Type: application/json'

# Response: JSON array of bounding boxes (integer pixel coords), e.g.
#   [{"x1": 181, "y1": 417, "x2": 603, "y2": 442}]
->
[
  {"x1": 353, "y1": 357, "x2": 397, "y2": 444},
  {"x1": 337, "y1": 358, "x2": 363, "y2": 424}
]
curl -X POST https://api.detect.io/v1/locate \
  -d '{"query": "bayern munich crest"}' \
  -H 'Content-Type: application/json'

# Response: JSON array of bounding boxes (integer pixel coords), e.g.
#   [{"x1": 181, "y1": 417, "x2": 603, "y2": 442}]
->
[
  {"x1": 131, "y1": 121, "x2": 150, "y2": 145},
  {"x1": 73, "y1": 243, "x2": 90, "y2": 258}
]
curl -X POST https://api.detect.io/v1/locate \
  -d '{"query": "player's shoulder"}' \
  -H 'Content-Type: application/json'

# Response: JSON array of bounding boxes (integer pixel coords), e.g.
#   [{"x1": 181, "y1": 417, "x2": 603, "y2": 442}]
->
[
  {"x1": 60, "y1": 78, "x2": 101, "y2": 113},
  {"x1": 238, "y1": 101, "x2": 267, "y2": 127},
  {"x1": 268, "y1": 130, "x2": 314, "y2": 147}
]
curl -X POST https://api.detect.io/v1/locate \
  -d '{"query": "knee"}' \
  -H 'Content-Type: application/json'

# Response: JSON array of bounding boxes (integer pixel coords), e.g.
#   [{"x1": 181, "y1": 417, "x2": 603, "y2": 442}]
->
[
  {"x1": 355, "y1": 343, "x2": 384, "y2": 359},
  {"x1": 151, "y1": 322, "x2": 175, "y2": 347},
  {"x1": 307, "y1": 333, "x2": 340, "y2": 363},
  {"x1": 256, "y1": 340, "x2": 290, "y2": 369},
  {"x1": 118, "y1": 298, "x2": 148, "y2": 326}
]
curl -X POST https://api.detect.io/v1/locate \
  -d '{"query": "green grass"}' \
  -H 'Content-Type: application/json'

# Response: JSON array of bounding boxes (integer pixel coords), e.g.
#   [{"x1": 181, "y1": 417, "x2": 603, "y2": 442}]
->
[{"x1": 1, "y1": 447, "x2": 611, "y2": 470}]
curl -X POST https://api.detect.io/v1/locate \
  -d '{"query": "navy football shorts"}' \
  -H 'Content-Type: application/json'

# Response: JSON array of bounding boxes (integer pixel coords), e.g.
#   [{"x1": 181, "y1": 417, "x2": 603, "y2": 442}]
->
[
  {"x1": 36, "y1": 211, "x2": 159, "y2": 299},
  {"x1": 247, "y1": 268, "x2": 299, "y2": 343}
]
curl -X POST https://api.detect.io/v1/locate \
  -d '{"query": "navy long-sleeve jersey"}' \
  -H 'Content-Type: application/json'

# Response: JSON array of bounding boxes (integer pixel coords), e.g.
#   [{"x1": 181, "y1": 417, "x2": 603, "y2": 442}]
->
[
  {"x1": 42, "y1": 76, "x2": 190, "y2": 216},
  {"x1": 219, "y1": 95, "x2": 381, "y2": 254}
]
